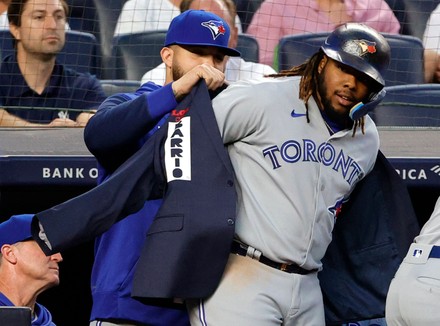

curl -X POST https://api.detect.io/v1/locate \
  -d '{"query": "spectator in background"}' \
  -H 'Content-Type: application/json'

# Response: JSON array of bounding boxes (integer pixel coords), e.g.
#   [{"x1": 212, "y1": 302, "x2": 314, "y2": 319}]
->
[
  {"x1": 382, "y1": 0, "x2": 407, "y2": 35},
  {"x1": 0, "y1": 0, "x2": 70, "y2": 31},
  {"x1": 141, "y1": 0, "x2": 276, "y2": 85},
  {"x1": 247, "y1": 0, "x2": 400, "y2": 67},
  {"x1": 423, "y1": 3, "x2": 440, "y2": 83},
  {"x1": 0, "y1": 214, "x2": 63, "y2": 326},
  {"x1": 114, "y1": 0, "x2": 242, "y2": 36},
  {"x1": 0, "y1": 0, "x2": 106, "y2": 127},
  {"x1": 114, "y1": 0, "x2": 180, "y2": 35},
  {"x1": 233, "y1": 0, "x2": 263, "y2": 32}
]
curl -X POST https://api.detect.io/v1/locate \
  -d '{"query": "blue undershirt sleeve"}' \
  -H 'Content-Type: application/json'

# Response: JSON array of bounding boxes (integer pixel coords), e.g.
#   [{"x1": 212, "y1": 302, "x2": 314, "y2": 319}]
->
[
  {"x1": 146, "y1": 83, "x2": 178, "y2": 121},
  {"x1": 84, "y1": 83, "x2": 178, "y2": 172}
]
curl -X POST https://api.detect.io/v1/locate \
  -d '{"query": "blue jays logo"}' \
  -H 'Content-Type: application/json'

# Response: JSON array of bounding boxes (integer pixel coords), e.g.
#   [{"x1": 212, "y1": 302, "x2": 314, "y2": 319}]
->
[
  {"x1": 329, "y1": 198, "x2": 346, "y2": 221},
  {"x1": 201, "y1": 20, "x2": 226, "y2": 40},
  {"x1": 342, "y1": 39, "x2": 377, "y2": 57}
]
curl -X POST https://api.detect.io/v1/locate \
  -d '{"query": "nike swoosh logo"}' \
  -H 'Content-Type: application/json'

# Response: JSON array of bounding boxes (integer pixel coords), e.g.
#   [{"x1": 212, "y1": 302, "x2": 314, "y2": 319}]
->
[{"x1": 291, "y1": 109, "x2": 306, "y2": 118}]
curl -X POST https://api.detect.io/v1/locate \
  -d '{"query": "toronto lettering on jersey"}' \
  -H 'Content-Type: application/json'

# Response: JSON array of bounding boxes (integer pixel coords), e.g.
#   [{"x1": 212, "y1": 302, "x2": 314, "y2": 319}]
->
[
  {"x1": 165, "y1": 116, "x2": 192, "y2": 182},
  {"x1": 262, "y1": 139, "x2": 362, "y2": 185}
]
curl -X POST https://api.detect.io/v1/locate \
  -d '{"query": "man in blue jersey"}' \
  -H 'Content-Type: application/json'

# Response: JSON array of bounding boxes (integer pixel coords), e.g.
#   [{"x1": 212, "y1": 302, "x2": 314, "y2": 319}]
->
[
  {"x1": 85, "y1": 10, "x2": 240, "y2": 326},
  {"x1": 0, "y1": 214, "x2": 63, "y2": 326}
]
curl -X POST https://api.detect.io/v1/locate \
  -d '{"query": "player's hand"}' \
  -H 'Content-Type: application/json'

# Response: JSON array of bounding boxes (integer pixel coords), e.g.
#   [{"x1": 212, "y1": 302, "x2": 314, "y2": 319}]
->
[{"x1": 172, "y1": 63, "x2": 225, "y2": 100}]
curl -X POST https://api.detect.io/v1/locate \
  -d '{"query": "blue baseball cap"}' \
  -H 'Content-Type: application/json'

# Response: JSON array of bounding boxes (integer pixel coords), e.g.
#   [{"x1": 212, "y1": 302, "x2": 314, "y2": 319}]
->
[
  {"x1": 165, "y1": 9, "x2": 241, "y2": 57},
  {"x1": 0, "y1": 214, "x2": 34, "y2": 247}
]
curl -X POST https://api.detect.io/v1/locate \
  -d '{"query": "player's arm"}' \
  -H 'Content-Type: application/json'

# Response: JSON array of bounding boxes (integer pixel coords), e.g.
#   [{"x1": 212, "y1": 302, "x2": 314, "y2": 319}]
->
[
  {"x1": 85, "y1": 64, "x2": 226, "y2": 154},
  {"x1": 212, "y1": 80, "x2": 268, "y2": 144},
  {"x1": 85, "y1": 64, "x2": 226, "y2": 170},
  {"x1": 84, "y1": 84, "x2": 177, "y2": 171}
]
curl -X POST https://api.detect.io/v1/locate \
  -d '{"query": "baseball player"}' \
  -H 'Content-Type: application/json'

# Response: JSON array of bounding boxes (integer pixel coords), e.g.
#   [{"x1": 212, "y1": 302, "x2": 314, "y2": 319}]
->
[
  {"x1": 385, "y1": 195, "x2": 440, "y2": 325},
  {"x1": 184, "y1": 23, "x2": 390, "y2": 325},
  {"x1": 83, "y1": 10, "x2": 239, "y2": 326}
]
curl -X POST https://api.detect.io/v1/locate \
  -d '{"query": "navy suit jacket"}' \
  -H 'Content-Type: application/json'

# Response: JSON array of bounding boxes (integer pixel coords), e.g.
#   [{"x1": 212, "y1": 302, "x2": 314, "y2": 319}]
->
[
  {"x1": 131, "y1": 82, "x2": 237, "y2": 299},
  {"x1": 32, "y1": 81, "x2": 237, "y2": 299},
  {"x1": 31, "y1": 81, "x2": 418, "y2": 323}
]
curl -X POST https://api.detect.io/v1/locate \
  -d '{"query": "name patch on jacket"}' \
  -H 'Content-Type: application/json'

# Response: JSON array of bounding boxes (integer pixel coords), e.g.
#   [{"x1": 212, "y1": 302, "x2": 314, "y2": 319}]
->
[{"x1": 165, "y1": 116, "x2": 191, "y2": 181}]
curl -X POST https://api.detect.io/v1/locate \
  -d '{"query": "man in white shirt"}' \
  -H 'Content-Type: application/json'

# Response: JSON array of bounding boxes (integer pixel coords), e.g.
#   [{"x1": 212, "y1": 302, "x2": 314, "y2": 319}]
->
[
  {"x1": 114, "y1": 0, "x2": 242, "y2": 36},
  {"x1": 0, "y1": 0, "x2": 9, "y2": 29},
  {"x1": 423, "y1": 3, "x2": 440, "y2": 83}
]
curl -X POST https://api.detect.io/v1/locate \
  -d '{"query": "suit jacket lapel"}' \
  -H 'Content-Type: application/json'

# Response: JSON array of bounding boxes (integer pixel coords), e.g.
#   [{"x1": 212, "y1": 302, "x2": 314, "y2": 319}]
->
[{"x1": 184, "y1": 81, "x2": 234, "y2": 176}]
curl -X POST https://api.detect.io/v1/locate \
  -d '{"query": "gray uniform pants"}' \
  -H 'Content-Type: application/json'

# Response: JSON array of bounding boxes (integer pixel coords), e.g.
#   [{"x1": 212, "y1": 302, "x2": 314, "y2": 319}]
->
[
  {"x1": 386, "y1": 243, "x2": 440, "y2": 325},
  {"x1": 187, "y1": 253, "x2": 324, "y2": 326}
]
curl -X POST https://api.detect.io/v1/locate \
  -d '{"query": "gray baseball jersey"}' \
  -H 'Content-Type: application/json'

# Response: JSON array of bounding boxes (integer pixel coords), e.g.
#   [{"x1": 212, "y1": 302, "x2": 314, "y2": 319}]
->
[
  {"x1": 212, "y1": 76, "x2": 380, "y2": 271},
  {"x1": 415, "y1": 196, "x2": 440, "y2": 245},
  {"x1": 386, "y1": 197, "x2": 440, "y2": 325}
]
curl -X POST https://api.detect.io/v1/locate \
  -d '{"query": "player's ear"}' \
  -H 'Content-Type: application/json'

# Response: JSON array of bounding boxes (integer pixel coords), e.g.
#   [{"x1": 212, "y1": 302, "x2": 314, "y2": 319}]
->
[
  {"x1": 318, "y1": 56, "x2": 328, "y2": 74},
  {"x1": 1, "y1": 244, "x2": 18, "y2": 264},
  {"x1": 161, "y1": 47, "x2": 174, "y2": 69}
]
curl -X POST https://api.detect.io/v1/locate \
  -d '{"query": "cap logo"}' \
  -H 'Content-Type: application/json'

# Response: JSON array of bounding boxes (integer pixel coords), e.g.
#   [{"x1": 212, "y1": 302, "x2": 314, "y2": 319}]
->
[
  {"x1": 201, "y1": 20, "x2": 226, "y2": 40},
  {"x1": 342, "y1": 39, "x2": 377, "y2": 57}
]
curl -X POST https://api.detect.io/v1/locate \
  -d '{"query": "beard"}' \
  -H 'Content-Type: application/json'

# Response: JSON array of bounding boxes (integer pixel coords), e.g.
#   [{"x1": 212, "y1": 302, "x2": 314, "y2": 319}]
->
[
  {"x1": 172, "y1": 61, "x2": 185, "y2": 81},
  {"x1": 317, "y1": 69, "x2": 352, "y2": 128}
]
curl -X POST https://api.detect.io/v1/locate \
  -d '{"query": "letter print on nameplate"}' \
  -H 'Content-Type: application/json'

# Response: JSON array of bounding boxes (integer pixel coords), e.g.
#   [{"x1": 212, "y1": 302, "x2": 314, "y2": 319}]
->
[{"x1": 164, "y1": 111, "x2": 192, "y2": 182}]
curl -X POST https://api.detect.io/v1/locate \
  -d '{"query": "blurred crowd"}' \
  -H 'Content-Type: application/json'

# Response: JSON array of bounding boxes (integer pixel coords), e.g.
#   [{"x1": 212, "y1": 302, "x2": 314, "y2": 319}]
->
[{"x1": 0, "y1": 0, "x2": 439, "y2": 126}]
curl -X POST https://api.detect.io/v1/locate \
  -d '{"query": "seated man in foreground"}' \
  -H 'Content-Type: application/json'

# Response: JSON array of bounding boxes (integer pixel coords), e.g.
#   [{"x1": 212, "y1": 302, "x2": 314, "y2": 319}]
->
[{"x1": 0, "y1": 214, "x2": 63, "y2": 325}]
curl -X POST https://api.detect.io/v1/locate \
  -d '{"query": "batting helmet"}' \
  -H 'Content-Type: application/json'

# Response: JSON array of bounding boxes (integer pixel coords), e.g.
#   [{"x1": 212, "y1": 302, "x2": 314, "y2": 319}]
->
[{"x1": 321, "y1": 23, "x2": 391, "y2": 88}]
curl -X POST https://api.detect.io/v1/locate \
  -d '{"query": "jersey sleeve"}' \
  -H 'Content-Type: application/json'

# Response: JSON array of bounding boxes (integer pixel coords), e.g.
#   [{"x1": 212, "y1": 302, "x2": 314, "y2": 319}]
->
[{"x1": 212, "y1": 79, "x2": 269, "y2": 144}]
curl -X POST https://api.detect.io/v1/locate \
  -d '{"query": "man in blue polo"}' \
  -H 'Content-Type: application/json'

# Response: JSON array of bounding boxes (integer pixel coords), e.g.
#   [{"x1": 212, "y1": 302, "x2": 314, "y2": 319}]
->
[
  {"x1": 0, "y1": 0, "x2": 106, "y2": 127},
  {"x1": 0, "y1": 214, "x2": 63, "y2": 326}
]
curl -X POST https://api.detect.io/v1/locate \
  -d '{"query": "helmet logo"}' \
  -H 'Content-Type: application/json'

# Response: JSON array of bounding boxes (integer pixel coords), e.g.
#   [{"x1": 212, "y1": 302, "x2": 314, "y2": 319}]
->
[
  {"x1": 342, "y1": 39, "x2": 377, "y2": 57},
  {"x1": 201, "y1": 20, "x2": 226, "y2": 40}
]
